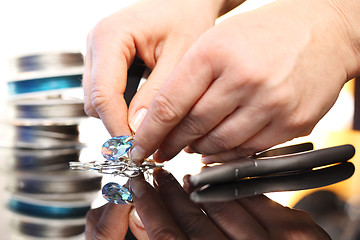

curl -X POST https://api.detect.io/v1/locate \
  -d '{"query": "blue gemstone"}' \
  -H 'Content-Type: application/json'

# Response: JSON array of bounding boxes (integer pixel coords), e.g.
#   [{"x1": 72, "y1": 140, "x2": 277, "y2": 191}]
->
[
  {"x1": 101, "y1": 136, "x2": 133, "y2": 161},
  {"x1": 102, "y1": 182, "x2": 133, "y2": 204}
]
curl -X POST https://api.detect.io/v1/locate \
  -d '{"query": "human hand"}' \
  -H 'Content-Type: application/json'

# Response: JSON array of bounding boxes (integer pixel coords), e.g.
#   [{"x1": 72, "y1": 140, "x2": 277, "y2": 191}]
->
[
  {"x1": 131, "y1": 0, "x2": 360, "y2": 163},
  {"x1": 86, "y1": 168, "x2": 331, "y2": 239},
  {"x1": 85, "y1": 202, "x2": 151, "y2": 240},
  {"x1": 83, "y1": 0, "x2": 244, "y2": 136}
]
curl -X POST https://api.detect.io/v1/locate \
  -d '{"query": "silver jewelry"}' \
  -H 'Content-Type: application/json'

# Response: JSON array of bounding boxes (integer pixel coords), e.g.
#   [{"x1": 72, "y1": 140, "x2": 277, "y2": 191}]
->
[{"x1": 70, "y1": 135, "x2": 163, "y2": 205}]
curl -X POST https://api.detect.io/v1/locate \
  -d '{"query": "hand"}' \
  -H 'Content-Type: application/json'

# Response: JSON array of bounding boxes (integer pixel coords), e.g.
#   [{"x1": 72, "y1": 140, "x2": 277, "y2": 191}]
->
[
  {"x1": 131, "y1": 0, "x2": 360, "y2": 163},
  {"x1": 83, "y1": 0, "x2": 243, "y2": 136},
  {"x1": 85, "y1": 202, "x2": 151, "y2": 240},
  {"x1": 86, "y1": 169, "x2": 331, "y2": 239}
]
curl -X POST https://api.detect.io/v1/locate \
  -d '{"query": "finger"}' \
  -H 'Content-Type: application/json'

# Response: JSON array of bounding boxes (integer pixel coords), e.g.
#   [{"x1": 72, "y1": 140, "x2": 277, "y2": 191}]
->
[
  {"x1": 129, "y1": 208, "x2": 149, "y2": 240},
  {"x1": 237, "y1": 195, "x2": 331, "y2": 239},
  {"x1": 128, "y1": 41, "x2": 191, "y2": 133},
  {"x1": 83, "y1": 33, "x2": 100, "y2": 119},
  {"x1": 200, "y1": 200, "x2": 268, "y2": 240},
  {"x1": 130, "y1": 175, "x2": 187, "y2": 239},
  {"x1": 237, "y1": 105, "x2": 321, "y2": 155},
  {"x1": 154, "y1": 168, "x2": 228, "y2": 239},
  {"x1": 85, "y1": 204, "x2": 106, "y2": 239},
  {"x1": 130, "y1": 41, "x2": 214, "y2": 162},
  {"x1": 182, "y1": 174, "x2": 196, "y2": 193},
  {"x1": 200, "y1": 150, "x2": 250, "y2": 164},
  {"x1": 188, "y1": 105, "x2": 272, "y2": 156},
  {"x1": 86, "y1": 203, "x2": 131, "y2": 240},
  {"x1": 153, "y1": 74, "x2": 245, "y2": 162},
  {"x1": 88, "y1": 17, "x2": 136, "y2": 136}
]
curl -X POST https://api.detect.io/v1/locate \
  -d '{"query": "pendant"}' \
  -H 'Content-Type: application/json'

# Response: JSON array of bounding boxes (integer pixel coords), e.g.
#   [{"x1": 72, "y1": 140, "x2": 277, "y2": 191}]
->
[
  {"x1": 101, "y1": 136, "x2": 133, "y2": 161},
  {"x1": 70, "y1": 135, "x2": 163, "y2": 205},
  {"x1": 102, "y1": 182, "x2": 133, "y2": 204}
]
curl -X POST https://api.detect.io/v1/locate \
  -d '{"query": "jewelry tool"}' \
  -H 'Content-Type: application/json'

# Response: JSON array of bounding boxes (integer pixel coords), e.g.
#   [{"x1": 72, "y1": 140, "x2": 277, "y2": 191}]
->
[
  {"x1": 190, "y1": 144, "x2": 355, "y2": 187},
  {"x1": 190, "y1": 161, "x2": 355, "y2": 202}
]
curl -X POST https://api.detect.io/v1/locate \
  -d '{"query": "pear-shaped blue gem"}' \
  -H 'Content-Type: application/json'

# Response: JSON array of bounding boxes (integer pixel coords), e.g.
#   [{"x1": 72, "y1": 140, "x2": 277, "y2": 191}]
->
[
  {"x1": 102, "y1": 182, "x2": 133, "y2": 204},
  {"x1": 102, "y1": 135, "x2": 133, "y2": 161}
]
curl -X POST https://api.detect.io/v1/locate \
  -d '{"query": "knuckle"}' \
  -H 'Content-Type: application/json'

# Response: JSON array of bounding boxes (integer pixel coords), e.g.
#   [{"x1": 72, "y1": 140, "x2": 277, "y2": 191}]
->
[
  {"x1": 235, "y1": 146, "x2": 258, "y2": 157},
  {"x1": 151, "y1": 94, "x2": 181, "y2": 125},
  {"x1": 151, "y1": 228, "x2": 184, "y2": 240},
  {"x1": 286, "y1": 113, "x2": 314, "y2": 136},
  {"x1": 83, "y1": 101, "x2": 97, "y2": 118},
  {"x1": 92, "y1": 225, "x2": 111, "y2": 240},
  {"x1": 259, "y1": 90, "x2": 291, "y2": 113},
  {"x1": 205, "y1": 131, "x2": 232, "y2": 153},
  {"x1": 90, "y1": 89, "x2": 109, "y2": 113},
  {"x1": 179, "y1": 114, "x2": 206, "y2": 137},
  {"x1": 270, "y1": 90, "x2": 291, "y2": 109},
  {"x1": 91, "y1": 19, "x2": 111, "y2": 45},
  {"x1": 176, "y1": 212, "x2": 208, "y2": 236},
  {"x1": 190, "y1": 35, "x2": 216, "y2": 70}
]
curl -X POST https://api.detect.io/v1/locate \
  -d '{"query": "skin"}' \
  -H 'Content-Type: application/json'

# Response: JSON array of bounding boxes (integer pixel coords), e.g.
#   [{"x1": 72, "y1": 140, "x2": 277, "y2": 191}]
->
[
  {"x1": 83, "y1": 0, "x2": 360, "y2": 164},
  {"x1": 83, "y1": 1, "x2": 360, "y2": 238},
  {"x1": 130, "y1": 0, "x2": 360, "y2": 163},
  {"x1": 85, "y1": 169, "x2": 331, "y2": 240},
  {"x1": 83, "y1": 0, "x2": 244, "y2": 136}
]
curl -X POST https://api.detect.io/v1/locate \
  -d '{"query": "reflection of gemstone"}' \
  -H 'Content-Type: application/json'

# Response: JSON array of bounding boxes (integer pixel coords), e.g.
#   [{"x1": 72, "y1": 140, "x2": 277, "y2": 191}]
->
[
  {"x1": 102, "y1": 136, "x2": 133, "y2": 161},
  {"x1": 102, "y1": 182, "x2": 133, "y2": 204}
]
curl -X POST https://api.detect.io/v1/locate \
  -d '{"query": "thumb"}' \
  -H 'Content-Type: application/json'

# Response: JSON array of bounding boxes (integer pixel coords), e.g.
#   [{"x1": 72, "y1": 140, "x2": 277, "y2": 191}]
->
[
  {"x1": 128, "y1": 46, "x2": 187, "y2": 133},
  {"x1": 86, "y1": 26, "x2": 136, "y2": 136}
]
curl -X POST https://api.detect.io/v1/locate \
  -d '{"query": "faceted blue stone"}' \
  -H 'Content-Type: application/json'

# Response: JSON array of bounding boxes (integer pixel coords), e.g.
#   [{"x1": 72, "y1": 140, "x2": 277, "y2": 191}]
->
[
  {"x1": 101, "y1": 136, "x2": 133, "y2": 161},
  {"x1": 102, "y1": 182, "x2": 133, "y2": 204}
]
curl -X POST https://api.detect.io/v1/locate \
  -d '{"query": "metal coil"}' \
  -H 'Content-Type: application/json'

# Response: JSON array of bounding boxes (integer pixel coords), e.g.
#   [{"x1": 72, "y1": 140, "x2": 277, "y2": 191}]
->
[
  {"x1": 9, "y1": 211, "x2": 85, "y2": 238},
  {"x1": 5, "y1": 124, "x2": 82, "y2": 149},
  {"x1": 0, "y1": 148, "x2": 80, "y2": 171},
  {"x1": 8, "y1": 196, "x2": 90, "y2": 219},
  {"x1": 10, "y1": 52, "x2": 83, "y2": 75},
  {"x1": 7, "y1": 170, "x2": 102, "y2": 194},
  {"x1": 10, "y1": 99, "x2": 86, "y2": 119},
  {"x1": 8, "y1": 75, "x2": 82, "y2": 96}
]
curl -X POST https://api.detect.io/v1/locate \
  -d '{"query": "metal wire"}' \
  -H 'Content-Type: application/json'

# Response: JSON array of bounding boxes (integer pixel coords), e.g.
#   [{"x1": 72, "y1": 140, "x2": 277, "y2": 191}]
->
[
  {"x1": 10, "y1": 99, "x2": 86, "y2": 119},
  {"x1": 10, "y1": 52, "x2": 83, "y2": 75},
  {"x1": 70, "y1": 157, "x2": 163, "y2": 178}
]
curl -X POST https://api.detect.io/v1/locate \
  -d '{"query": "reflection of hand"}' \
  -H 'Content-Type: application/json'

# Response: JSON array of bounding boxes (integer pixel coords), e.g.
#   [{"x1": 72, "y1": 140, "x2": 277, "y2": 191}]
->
[
  {"x1": 82, "y1": 0, "x2": 244, "y2": 136},
  {"x1": 85, "y1": 203, "x2": 150, "y2": 240},
  {"x1": 131, "y1": 0, "x2": 360, "y2": 163},
  {"x1": 86, "y1": 169, "x2": 331, "y2": 239}
]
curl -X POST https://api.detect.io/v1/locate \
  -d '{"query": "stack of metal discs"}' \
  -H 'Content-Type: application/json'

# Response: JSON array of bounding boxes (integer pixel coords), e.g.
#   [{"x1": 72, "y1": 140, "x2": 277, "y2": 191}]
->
[{"x1": 0, "y1": 52, "x2": 102, "y2": 239}]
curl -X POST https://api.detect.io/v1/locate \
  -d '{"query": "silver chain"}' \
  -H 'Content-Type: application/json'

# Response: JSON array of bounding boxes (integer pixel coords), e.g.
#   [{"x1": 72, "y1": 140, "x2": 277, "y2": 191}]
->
[{"x1": 70, "y1": 156, "x2": 163, "y2": 177}]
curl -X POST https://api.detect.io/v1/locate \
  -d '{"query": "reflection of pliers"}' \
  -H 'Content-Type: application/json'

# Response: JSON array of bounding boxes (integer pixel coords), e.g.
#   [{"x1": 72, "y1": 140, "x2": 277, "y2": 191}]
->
[{"x1": 189, "y1": 143, "x2": 355, "y2": 202}]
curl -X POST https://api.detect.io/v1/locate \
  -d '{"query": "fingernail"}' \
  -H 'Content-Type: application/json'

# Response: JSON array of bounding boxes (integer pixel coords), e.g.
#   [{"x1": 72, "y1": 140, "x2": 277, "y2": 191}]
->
[
  {"x1": 153, "y1": 150, "x2": 168, "y2": 163},
  {"x1": 201, "y1": 155, "x2": 215, "y2": 164},
  {"x1": 129, "y1": 108, "x2": 147, "y2": 133},
  {"x1": 182, "y1": 174, "x2": 194, "y2": 193},
  {"x1": 130, "y1": 208, "x2": 145, "y2": 229},
  {"x1": 130, "y1": 145, "x2": 147, "y2": 163},
  {"x1": 184, "y1": 146, "x2": 195, "y2": 153}
]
